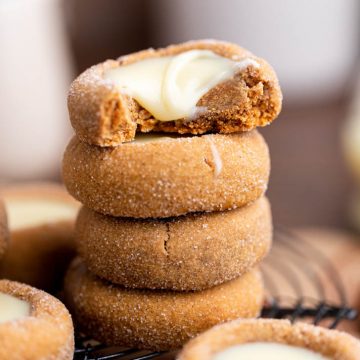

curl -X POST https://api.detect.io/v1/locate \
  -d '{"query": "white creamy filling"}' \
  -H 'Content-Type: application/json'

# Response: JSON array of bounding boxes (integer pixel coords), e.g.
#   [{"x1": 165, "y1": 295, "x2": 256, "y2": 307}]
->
[
  {"x1": 105, "y1": 50, "x2": 258, "y2": 121},
  {"x1": 0, "y1": 292, "x2": 30, "y2": 324},
  {"x1": 212, "y1": 342, "x2": 330, "y2": 360},
  {"x1": 5, "y1": 198, "x2": 78, "y2": 230}
]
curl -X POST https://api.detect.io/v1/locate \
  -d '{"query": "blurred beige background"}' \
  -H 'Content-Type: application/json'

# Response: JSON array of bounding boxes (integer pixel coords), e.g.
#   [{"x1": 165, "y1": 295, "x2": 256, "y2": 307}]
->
[{"x1": 1, "y1": 0, "x2": 360, "y2": 228}]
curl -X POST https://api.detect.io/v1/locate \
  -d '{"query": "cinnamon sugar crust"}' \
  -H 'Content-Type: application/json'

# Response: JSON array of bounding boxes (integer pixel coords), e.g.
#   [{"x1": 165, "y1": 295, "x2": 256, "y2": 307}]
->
[
  {"x1": 62, "y1": 131, "x2": 270, "y2": 218},
  {"x1": 76, "y1": 197, "x2": 272, "y2": 291},
  {"x1": 178, "y1": 318, "x2": 360, "y2": 360},
  {"x1": 0, "y1": 280, "x2": 74, "y2": 360},
  {"x1": 0, "y1": 199, "x2": 9, "y2": 263},
  {"x1": 64, "y1": 259, "x2": 264, "y2": 351},
  {"x1": 68, "y1": 40, "x2": 282, "y2": 146}
]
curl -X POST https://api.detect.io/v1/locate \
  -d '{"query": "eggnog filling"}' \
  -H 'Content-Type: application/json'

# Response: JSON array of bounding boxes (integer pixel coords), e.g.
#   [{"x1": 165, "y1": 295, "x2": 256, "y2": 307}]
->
[
  {"x1": 0, "y1": 292, "x2": 30, "y2": 324},
  {"x1": 5, "y1": 198, "x2": 78, "y2": 231},
  {"x1": 105, "y1": 50, "x2": 258, "y2": 121},
  {"x1": 212, "y1": 342, "x2": 330, "y2": 360}
]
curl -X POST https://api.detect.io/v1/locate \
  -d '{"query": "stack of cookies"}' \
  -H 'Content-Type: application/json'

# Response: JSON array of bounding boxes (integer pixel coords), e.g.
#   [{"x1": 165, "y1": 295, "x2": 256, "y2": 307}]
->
[{"x1": 62, "y1": 40, "x2": 282, "y2": 351}]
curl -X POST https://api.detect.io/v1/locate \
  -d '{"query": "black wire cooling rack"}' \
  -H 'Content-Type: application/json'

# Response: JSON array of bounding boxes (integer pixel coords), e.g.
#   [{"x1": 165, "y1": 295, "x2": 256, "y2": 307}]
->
[{"x1": 74, "y1": 227, "x2": 358, "y2": 360}]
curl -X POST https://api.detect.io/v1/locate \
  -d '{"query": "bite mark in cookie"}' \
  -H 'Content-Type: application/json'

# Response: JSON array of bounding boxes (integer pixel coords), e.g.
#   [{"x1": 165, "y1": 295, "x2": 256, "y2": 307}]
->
[{"x1": 68, "y1": 40, "x2": 282, "y2": 146}]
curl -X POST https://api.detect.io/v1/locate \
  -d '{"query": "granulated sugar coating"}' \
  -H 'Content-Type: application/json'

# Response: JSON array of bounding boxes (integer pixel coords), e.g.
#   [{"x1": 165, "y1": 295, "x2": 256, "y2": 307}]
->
[
  {"x1": 62, "y1": 130, "x2": 270, "y2": 218},
  {"x1": 68, "y1": 39, "x2": 282, "y2": 146},
  {"x1": 64, "y1": 259, "x2": 263, "y2": 351},
  {"x1": 0, "y1": 279, "x2": 74, "y2": 360},
  {"x1": 75, "y1": 197, "x2": 272, "y2": 291},
  {"x1": 0, "y1": 199, "x2": 8, "y2": 262},
  {"x1": 178, "y1": 319, "x2": 360, "y2": 360}
]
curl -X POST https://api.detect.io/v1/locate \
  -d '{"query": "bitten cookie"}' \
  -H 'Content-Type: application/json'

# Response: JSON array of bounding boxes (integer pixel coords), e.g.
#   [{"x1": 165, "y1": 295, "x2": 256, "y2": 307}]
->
[
  {"x1": 76, "y1": 197, "x2": 272, "y2": 291},
  {"x1": 64, "y1": 258, "x2": 264, "y2": 351},
  {"x1": 63, "y1": 131, "x2": 270, "y2": 218},
  {"x1": 178, "y1": 318, "x2": 360, "y2": 360},
  {"x1": 68, "y1": 39, "x2": 282, "y2": 146},
  {"x1": 0, "y1": 279, "x2": 74, "y2": 360},
  {"x1": 0, "y1": 199, "x2": 9, "y2": 263},
  {"x1": 0, "y1": 183, "x2": 80, "y2": 292}
]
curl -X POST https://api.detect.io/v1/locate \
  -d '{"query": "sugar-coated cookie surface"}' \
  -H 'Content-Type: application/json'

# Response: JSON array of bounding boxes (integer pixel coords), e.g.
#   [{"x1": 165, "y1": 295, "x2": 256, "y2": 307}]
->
[
  {"x1": 0, "y1": 183, "x2": 80, "y2": 292},
  {"x1": 63, "y1": 131, "x2": 270, "y2": 218},
  {"x1": 0, "y1": 280, "x2": 74, "y2": 360},
  {"x1": 0, "y1": 199, "x2": 9, "y2": 262},
  {"x1": 64, "y1": 258, "x2": 264, "y2": 351},
  {"x1": 76, "y1": 197, "x2": 272, "y2": 290},
  {"x1": 178, "y1": 319, "x2": 360, "y2": 360},
  {"x1": 68, "y1": 40, "x2": 282, "y2": 146}
]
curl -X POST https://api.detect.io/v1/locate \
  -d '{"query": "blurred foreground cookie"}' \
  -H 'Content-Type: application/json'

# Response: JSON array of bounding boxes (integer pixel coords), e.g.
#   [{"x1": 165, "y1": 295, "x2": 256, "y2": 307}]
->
[
  {"x1": 76, "y1": 197, "x2": 272, "y2": 290},
  {"x1": 178, "y1": 318, "x2": 360, "y2": 360},
  {"x1": 0, "y1": 183, "x2": 80, "y2": 292},
  {"x1": 63, "y1": 131, "x2": 270, "y2": 218},
  {"x1": 0, "y1": 199, "x2": 9, "y2": 262},
  {"x1": 64, "y1": 258, "x2": 263, "y2": 351},
  {"x1": 0, "y1": 279, "x2": 74, "y2": 360},
  {"x1": 68, "y1": 40, "x2": 282, "y2": 146}
]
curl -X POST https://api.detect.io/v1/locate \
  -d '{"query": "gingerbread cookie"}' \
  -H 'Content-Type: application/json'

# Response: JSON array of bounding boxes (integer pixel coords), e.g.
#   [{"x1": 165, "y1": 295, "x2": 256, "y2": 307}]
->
[
  {"x1": 76, "y1": 197, "x2": 272, "y2": 290},
  {"x1": 64, "y1": 258, "x2": 263, "y2": 351},
  {"x1": 68, "y1": 40, "x2": 282, "y2": 146},
  {"x1": 63, "y1": 131, "x2": 270, "y2": 218},
  {"x1": 0, "y1": 183, "x2": 80, "y2": 292},
  {"x1": 0, "y1": 279, "x2": 74, "y2": 360},
  {"x1": 0, "y1": 199, "x2": 9, "y2": 263},
  {"x1": 178, "y1": 318, "x2": 360, "y2": 360}
]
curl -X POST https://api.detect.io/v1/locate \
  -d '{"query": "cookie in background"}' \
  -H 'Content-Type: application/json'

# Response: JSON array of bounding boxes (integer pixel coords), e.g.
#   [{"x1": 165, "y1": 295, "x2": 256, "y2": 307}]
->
[
  {"x1": 343, "y1": 72, "x2": 360, "y2": 233},
  {"x1": 0, "y1": 183, "x2": 80, "y2": 293},
  {"x1": 0, "y1": 199, "x2": 9, "y2": 263}
]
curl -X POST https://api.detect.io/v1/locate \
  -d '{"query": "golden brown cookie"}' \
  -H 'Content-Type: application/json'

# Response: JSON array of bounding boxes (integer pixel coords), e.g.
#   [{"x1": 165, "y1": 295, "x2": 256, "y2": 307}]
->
[
  {"x1": 178, "y1": 318, "x2": 360, "y2": 360},
  {"x1": 68, "y1": 40, "x2": 282, "y2": 146},
  {"x1": 0, "y1": 199, "x2": 9, "y2": 263},
  {"x1": 63, "y1": 130, "x2": 270, "y2": 218},
  {"x1": 64, "y1": 258, "x2": 264, "y2": 351},
  {"x1": 0, "y1": 183, "x2": 80, "y2": 292},
  {"x1": 0, "y1": 279, "x2": 74, "y2": 360},
  {"x1": 76, "y1": 197, "x2": 272, "y2": 291}
]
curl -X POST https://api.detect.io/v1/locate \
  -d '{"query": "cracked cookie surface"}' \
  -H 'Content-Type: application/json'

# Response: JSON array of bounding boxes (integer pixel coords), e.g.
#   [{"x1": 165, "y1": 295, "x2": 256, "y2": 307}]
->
[{"x1": 75, "y1": 197, "x2": 272, "y2": 290}]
